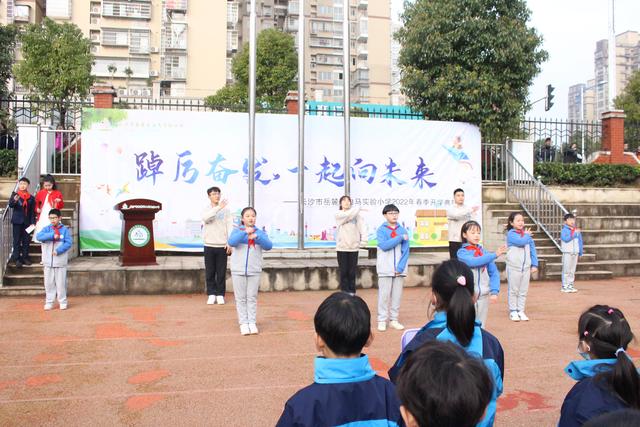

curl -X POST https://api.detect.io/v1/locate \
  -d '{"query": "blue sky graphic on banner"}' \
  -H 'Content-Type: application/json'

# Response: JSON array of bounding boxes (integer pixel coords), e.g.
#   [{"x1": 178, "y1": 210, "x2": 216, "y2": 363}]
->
[{"x1": 80, "y1": 109, "x2": 481, "y2": 251}]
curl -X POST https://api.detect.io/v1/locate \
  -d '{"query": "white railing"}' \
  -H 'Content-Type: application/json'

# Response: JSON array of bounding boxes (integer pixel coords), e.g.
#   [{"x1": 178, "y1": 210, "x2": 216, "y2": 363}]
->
[
  {"x1": 102, "y1": 1, "x2": 151, "y2": 19},
  {"x1": 42, "y1": 129, "x2": 81, "y2": 175},
  {"x1": 506, "y1": 148, "x2": 568, "y2": 249},
  {"x1": 481, "y1": 143, "x2": 506, "y2": 182}
]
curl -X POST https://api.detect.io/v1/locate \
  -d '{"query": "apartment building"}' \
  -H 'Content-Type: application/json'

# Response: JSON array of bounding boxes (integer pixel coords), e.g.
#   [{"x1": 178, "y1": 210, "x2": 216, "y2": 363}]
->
[
  {"x1": 567, "y1": 80, "x2": 596, "y2": 122},
  {"x1": 228, "y1": 0, "x2": 392, "y2": 104}
]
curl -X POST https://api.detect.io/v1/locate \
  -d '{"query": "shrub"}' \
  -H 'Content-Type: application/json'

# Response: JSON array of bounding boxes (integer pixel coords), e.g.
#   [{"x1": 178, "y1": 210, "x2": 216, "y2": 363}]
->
[
  {"x1": 534, "y1": 163, "x2": 640, "y2": 187},
  {"x1": 0, "y1": 149, "x2": 17, "y2": 177}
]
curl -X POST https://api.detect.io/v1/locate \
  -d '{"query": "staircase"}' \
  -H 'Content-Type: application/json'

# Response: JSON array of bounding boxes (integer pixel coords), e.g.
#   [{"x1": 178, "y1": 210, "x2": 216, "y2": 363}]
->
[{"x1": 0, "y1": 176, "x2": 80, "y2": 296}]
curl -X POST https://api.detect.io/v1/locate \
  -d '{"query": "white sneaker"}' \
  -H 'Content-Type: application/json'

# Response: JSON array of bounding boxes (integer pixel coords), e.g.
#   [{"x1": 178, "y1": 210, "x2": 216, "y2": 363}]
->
[
  {"x1": 248, "y1": 323, "x2": 259, "y2": 334},
  {"x1": 206, "y1": 295, "x2": 216, "y2": 305},
  {"x1": 377, "y1": 321, "x2": 387, "y2": 332},
  {"x1": 518, "y1": 311, "x2": 529, "y2": 321},
  {"x1": 59, "y1": 304, "x2": 67, "y2": 310},
  {"x1": 509, "y1": 311, "x2": 520, "y2": 321},
  {"x1": 561, "y1": 287, "x2": 571, "y2": 293},
  {"x1": 240, "y1": 324, "x2": 250, "y2": 336},
  {"x1": 216, "y1": 295, "x2": 225, "y2": 305},
  {"x1": 389, "y1": 320, "x2": 405, "y2": 330},
  {"x1": 568, "y1": 286, "x2": 578, "y2": 293},
  {"x1": 44, "y1": 303, "x2": 53, "y2": 311}
]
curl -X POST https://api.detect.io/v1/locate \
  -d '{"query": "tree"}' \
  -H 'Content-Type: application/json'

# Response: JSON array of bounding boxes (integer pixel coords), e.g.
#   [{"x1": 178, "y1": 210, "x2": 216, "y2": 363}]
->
[
  {"x1": 108, "y1": 64, "x2": 117, "y2": 79},
  {"x1": 205, "y1": 29, "x2": 297, "y2": 110},
  {"x1": 13, "y1": 18, "x2": 94, "y2": 127},
  {"x1": 0, "y1": 24, "x2": 18, "y2": 101},
  {"x1": 396, "y1": 0, "x2": 547, "y2": 138},
  {"x1": 614, "y1": 69, "x2": 640, "y2": 149}
]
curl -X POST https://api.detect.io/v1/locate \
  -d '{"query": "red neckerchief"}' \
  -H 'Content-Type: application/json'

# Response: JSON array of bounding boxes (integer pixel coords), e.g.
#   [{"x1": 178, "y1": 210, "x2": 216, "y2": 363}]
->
[
  {"x1": 465, "y1": 244, "x2": 483, "y2": 257},
  {"x1": 17, "y1": 190, "x2": 31, "y2": 216},
  {"x1": 244, "y1": 226, "x2": 256, "y2": 248},
  {"x1": 515, "y1": 229, "x2": 525, "y2": 237},
  {"x1": 53, "y1": 224, "x2": 63, "y2": 240},
  {"x1": 386, "y1": 225, "x2": 398, "y2": 238},
  {"x1": 568, "y1": 226, "x2": 576, "y2": 238}
]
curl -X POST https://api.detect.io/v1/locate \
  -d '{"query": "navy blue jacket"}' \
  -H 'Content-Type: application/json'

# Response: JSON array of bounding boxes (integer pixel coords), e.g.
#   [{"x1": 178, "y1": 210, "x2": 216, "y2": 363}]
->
[
  {"x1": 559, "y1": 359, "x2": 630, "y2": 427},
  {"x1": 388, "y1": 312, "x2": 504, "y2": 427},
  {"x1": 8, "y1": 192, "x2": 36, "y2": 226},
  {"x1": 276, "y1": 355, "x2": 403, "y2": 427}
]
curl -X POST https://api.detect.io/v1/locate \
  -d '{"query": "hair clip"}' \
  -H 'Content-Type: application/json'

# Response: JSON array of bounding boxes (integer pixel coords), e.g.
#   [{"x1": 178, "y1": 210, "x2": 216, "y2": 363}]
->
[
  {"x1": 456, "y1": 276, "x2": 466, "y2": 286},
  {"x1": 615, "y1": 348, "x2": 625, "y2": 357},
  {"x1": 583, "y1": 331, "x2": 589, "y2": 337},
  {"x1": 607, "y1": 308, "x2": 614, "y2": 315}
]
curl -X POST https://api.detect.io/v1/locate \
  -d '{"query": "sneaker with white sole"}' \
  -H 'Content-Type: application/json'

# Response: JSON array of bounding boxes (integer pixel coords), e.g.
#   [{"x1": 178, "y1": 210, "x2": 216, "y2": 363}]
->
[
  {"x1": 568, "y1": 286, "x2": 578, "y2": 293},
  {"x1": 518, "y1": 311, "x2": 529, "y2": 321},
  {"x1": 561, "y1": 287, "x2": 571, "y2": 293},
  {"x1": 207, "y1": 295, "x2": 216, "y2": 305},
  {"x1": 240, "y1": 324, "x2": 251, "y2": 335},
  {"x1": 59, "y1": 304, "x2": 67, "y2": 310},
  {"x1": 377, "y1": 321, "x2": 387, "y2": 332},
  {"x1": 389, "y1": 320, "x2": 405, "y2": 330},
  {"x1": 248, "y1": 324, "x2": 258, "y2": 335},
  {"x1": 44, "y1": 303, "x2": 53, "y2": 311},
  {"x1": 216, "y1": 295, "x2": 225, "y2": 305},
  {"x1": 509, "y1": 311, "x2": 520, "y2": 321}
]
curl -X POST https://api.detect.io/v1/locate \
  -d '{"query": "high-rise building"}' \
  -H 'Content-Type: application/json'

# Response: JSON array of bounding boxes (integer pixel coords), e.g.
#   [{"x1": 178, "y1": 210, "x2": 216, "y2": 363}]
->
[
  {"x1": 228, "y1": 0, "x2": 392, "y2": 104},
  {"x1": 568, "y1": 79, "x2": 596, "y2": 122}
]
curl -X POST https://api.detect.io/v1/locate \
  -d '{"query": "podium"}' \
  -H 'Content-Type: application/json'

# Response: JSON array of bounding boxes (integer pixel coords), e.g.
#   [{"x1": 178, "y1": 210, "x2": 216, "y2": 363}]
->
[{"x1": 115, "y1": 199, "x2": 162, "y2": 266}]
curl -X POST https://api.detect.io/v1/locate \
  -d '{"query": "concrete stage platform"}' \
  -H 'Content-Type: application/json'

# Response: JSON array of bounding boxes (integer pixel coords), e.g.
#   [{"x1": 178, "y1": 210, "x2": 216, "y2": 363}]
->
[
  {"x1": 65, "y1": 252, "x2": 449, "y2": 296},
  {"x1": 0, "y1": 278, "x2": 638, "y2": 426}
]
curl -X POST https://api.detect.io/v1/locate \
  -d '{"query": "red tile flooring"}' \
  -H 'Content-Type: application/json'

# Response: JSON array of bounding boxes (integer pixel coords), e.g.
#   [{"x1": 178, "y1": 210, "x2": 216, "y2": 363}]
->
[{"x1": 0, "y1": 277, "x2": 638, "y2": 426}]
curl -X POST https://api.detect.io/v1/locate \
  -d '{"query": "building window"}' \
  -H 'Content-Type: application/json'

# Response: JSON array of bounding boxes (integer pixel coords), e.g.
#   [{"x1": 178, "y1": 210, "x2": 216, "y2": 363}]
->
[
  {"x1": 14, "y1": 5, "x2": 30, "y2": 21},
  {"x1": 227, "y1": 2, "x2": 239, "y2": 24},
  {"x1": 227, "y1": 30, "x2": 238, "y2": 51},
  {"x1": 318, "y1": 71, "x2": 333, "y2": 81},
  {"x1": 46, "y1": 0, "x2": 71, "y2": 19}
]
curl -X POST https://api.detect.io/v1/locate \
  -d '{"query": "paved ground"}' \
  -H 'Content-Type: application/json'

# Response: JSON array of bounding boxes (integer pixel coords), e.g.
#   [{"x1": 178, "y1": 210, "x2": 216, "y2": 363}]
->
[{"x1": 0, "y1": 277, "x2": 638, "y2": 426}]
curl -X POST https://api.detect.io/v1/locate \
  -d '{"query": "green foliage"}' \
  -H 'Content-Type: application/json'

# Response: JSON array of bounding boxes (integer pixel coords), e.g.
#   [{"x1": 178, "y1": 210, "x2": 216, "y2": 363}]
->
[
  {"x1": 0, "y1": 149, "x2": 17, "y2": 177},
  {"x1": 535, "y1": 163, "x2": 640, "y2": 187},
  {"x1": 615, "y1": 69, "x2": 640, "y2": 123},
  {"x1": 396, "y1": 0, "x2": 547, "y2": 138},
  {"x1": 53, "y1": 151, "x2": 81, "y2": 174},
  {"x1": 0, "y1": 24, "x2": 18, "y2": 100},
  {"x1": 13, "y1": 18, "x2": 94, "y2": 126},
  {"x1": 205, "y1": 29, "x2": 297, "y2": 110}
]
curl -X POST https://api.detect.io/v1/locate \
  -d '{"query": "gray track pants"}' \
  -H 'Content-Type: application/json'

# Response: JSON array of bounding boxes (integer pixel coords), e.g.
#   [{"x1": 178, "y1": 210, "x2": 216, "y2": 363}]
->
[
  {"x1": 232, "y1": 275, "x2": 260, "y2": 325},
  {"x1": 44, "y1": 266, "x2": 67, "y2": 306},
  {"x1": 476, "y1": 294, "x2": 490, "y2": 327},
  {"x1": 506, "y1": 266, "x2": 530, "y2": 313},
  {"x1": 377, "y1": 276, "x2": 404, "y2": 322},
  {"x1": 562, "y1": 253, "x2": 579, "y2": 288}
]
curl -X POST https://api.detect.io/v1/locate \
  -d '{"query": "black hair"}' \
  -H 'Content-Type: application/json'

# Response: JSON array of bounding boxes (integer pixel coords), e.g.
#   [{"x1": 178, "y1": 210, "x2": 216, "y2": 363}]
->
[
  {"x1": 544, "y1": 137, "x2": 552, "y2": 143},
  {"x1": 314, "y1": 292, "x2": 371, "y2": 356},
  {"x1": 431, "y1": 260, "x2": 476, "y2": 346},
  {"x1": 206, "y1": 186, "x2": 221, "y2": 195},
  {"x1": 42, "y1": 174, "x2": 57, "y2": 190},
  {"x1": 382, "y1": 204, "x2": 400, "y2": 215},
  {"x1": 578, "y1": 305, "x2": 639, "y2": 409},
  {"x1": 506, "y1": 211, "x2": 523, "y2": 231},
  {"x1": 339, "y1": 195, "x2": 351, "y2": 210},
  {"x1": 396, "y1": 340, "x2": 493, "y2": 427},
  {"x1": 564, "y1": 213, "x2": 575, "y2": 221},
  {"x1": 240, "y1": 206, "x2": 256, "y2": 225},
  {"x1": 48, "y1": 209, "x2": 61, "y2": 218},
  {"x1": 460, "y1": 220, "x2": 481, "y2": 244},
  {"x1": 19, "y1": 176, "x2": 30, "y2": 184},
  {"x1": 583, "y1": 409, "x2": 640, "y2": 427},
  {"x1": 453, "y1": 188, "x2": 464, "y2": 196}
]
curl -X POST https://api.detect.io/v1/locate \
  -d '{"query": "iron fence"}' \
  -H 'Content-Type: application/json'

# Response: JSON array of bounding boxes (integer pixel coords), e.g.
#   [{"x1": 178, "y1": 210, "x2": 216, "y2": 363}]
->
[
  {"x1": 481, "y1": 143, "x2": 506, "y2": 182},
  {"x1": 625, "y1": 121, "x2": 640, "y2": 153},
  {"x1": 1, "y1": 98, "x2": 92, "y2": 129},
  {"x1": 42, "y1": 129, "x2": 81, "y2": 175}
]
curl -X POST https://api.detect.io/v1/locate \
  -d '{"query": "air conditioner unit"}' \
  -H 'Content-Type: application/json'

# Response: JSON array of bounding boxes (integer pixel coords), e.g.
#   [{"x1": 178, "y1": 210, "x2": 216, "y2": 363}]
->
[
  {"x1": 149, "y1": 71, "x2": 160, "y2": 77},
  {"x1": 118, "y1": 88, "x2": 127, "y2": 96},
  {"x1": 150, "y1": 47, "x2": 159, "y2": 53}
]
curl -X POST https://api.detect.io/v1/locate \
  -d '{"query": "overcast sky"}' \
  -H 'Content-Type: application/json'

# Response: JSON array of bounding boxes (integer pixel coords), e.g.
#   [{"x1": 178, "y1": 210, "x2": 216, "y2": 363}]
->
[{"x1": 391, "y1": 0, "x2": 640, "y2": 119}]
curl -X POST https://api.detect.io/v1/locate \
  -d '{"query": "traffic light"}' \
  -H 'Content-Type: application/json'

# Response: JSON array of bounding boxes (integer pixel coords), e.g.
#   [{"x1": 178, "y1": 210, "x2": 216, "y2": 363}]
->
[{"x1": 545, "y1": 84, "x2": 555, "y2": 111}]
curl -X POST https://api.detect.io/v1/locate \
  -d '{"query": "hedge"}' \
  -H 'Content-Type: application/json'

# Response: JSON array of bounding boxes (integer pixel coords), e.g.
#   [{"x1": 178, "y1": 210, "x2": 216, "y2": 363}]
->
[
  {"x1": 534, "y1": 163, "x2": 640, "y2": 187},
  {"x1": 0, "y1": 149, "x2": 17, "y2": 177}
]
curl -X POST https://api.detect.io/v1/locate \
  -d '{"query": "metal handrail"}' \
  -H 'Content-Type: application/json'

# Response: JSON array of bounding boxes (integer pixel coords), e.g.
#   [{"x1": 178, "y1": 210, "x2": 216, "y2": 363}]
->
[
  {"x1": 481, "y1": 143, "x2": 506, "y2": 182},
  {"x1": 505, "y1": 148, "x2": 568, "y2": 250}
]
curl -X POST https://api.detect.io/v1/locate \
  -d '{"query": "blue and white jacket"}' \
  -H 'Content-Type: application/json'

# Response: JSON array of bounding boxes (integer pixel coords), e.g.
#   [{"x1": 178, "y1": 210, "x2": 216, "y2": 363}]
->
[
  {"x1": 560, "y1": 225, "x2": 583, "y2": 256},
  {"x1": 228, "y1": 226, "x2": 273, "y2": 276},
  {"x1": 457, "y1": 243, "x2": 500, "y2": 297},
  {"x1": 388, "y1": 311, "x2": 504, "y2": 427},
  {"x1": 505, "y1": 229, "x2": 538, "y2": 271},
  {"x1": 36, "y1": 223, "x2": 73, "y2": 268},
  {"x1": 559, "y1": 359, "x2": 631, "y2": 427},
  {"x1": 376, "y1": 223, "x2": 410, "y2": 277},
  {"x1": 276, "y1": 355, "x2": 403, "y2": 427}
]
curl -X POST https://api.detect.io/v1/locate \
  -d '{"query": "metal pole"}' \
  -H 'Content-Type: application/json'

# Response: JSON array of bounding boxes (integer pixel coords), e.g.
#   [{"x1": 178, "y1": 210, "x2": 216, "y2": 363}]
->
[
  {"x1": 248, "y1": 0, "x2": 257, "y2": 206},
  {"x1": 343, "y1": 0, "x2": 351, "y2": 194},
  {"x1": 607, "y1": 0, "x2": 616, "y2": 111},
  {"x1": 297, "y1": 0, "x2": 305, "y2": 250},
  {"x1": 580, "y1": 85, "x2": 586, "y2": 162}
]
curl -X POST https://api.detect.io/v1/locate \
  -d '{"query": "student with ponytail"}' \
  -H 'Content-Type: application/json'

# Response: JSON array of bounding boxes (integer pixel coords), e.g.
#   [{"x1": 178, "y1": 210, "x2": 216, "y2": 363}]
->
[
  {"x1": 559, "y1": 305, "x2": 640, "y2": 427},
  {"x1": 388, "y1": 260, "x2": 504, "y2": 427}
]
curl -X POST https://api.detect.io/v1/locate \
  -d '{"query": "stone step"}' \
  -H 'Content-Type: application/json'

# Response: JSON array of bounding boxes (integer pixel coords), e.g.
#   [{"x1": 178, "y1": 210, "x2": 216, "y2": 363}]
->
[
  {"x1": 546, "y1": 270, "x2": 613, "y2": 281},
  {"x1": 538, "y1": 253, "x2": 596, "y2": 263},
  {"x1": 0, "y1": 285, "x2": 45, "y2": 297},
  {"x1": 484, "y1": 203, "x2": 523, "y2": 211},
  {"x1": 2, "y1": 273, "x2": 45, "y2": 287},
  {"x1": 583, "y1": 244, "x2": 640, "y2": 260},
  {"x1": 565, "y1": 204, "x2": 640, "y2": 217},
  {"x1": 546, "y1": 261, "x2": 610, "y2": 274},
  {"x1": 535, "y1": 246, "x2": 562, "y2": 255},
  {"x1": 572, "y1": 216, "x2": 640, "y2": 230},
  {"x1": 5, "y1": 262, "x2": 44, "y2": 275}
]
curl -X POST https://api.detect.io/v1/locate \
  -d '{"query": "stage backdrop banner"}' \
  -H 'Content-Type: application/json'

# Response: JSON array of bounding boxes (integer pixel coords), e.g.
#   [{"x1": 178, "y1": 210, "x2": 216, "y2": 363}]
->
[{"x1": 80, "y1": 108, "x2": 481, "y2": 251}]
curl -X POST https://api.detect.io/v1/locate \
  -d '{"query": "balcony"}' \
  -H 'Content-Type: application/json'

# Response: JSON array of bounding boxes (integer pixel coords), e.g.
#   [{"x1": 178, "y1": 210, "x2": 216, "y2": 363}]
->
[
  {"x1": 288, "y1": 1, "x2": 299, "y2": 15},
  {"x1": 164, "y1": 67, "x2": 187, "y2": 80},
  {"x1": 102, "y1": 1, "x2": 151, "y2": 20},
  {"x1": 163, "y1": 39, "x2": 187, "y2": 50},
  {"x1": 351, "y1": 69, "x2": 369, "y2": 85},
  {"x1": 358, "y1": 0, "x2": 368, "y2": 8},
  {"x1": 357, "y1": 44, "x2": 368, "y2": 58},
  {"x1": 165, "y1": 0, "x2": 187, "y2": 11},
  {"x1": 358, "y1": 19, "x2": 368, "y2": 41}
]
